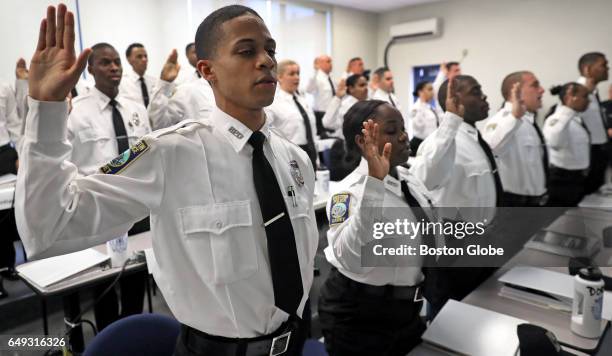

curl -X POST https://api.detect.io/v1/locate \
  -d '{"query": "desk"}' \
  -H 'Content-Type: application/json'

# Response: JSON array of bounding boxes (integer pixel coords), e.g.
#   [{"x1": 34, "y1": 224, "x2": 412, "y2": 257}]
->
[
  {"x1": 17, "y1": 231, "x2": 152, "y2": 352},
  {"x1": 411, "y1": 205, "x2": 612, "y2": 355}
]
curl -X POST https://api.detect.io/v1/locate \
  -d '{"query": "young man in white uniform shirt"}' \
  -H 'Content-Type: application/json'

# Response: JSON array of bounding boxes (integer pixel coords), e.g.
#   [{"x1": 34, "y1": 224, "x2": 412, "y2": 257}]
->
[
  {"x1": 17, "y1": 5, "x2": 317, "y2": 355},
  {"x1": 265, "y1": 59, "x2": 318, "y2": 167},
  {"x1": 119, "y1": 43, "x2": 157, "y2": 108},
  {"x1": 372, "y1": 67, "x2": 402, "y2": 114},
  {"x1": 480, "y1": 71, "x2": 548, "y2": 206}
]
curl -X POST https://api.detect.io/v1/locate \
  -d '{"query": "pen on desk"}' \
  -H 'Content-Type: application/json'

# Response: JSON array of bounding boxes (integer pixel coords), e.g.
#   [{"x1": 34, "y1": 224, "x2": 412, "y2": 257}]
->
[{"x1": 288, "y1": 186, "x2": 297, "y2": 207}]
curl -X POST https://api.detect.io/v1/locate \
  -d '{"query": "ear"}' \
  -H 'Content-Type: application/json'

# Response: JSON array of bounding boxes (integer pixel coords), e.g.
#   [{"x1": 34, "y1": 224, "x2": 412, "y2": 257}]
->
[
  {"x1": 87, "y1": 65, "x2": 93, "y2": 76},
  {"x1": 199, "y1": 59, "x2": 215, "y2": 85},
  {"x1": 355, "y1": 133, "x2": 365, "y2": 153}
]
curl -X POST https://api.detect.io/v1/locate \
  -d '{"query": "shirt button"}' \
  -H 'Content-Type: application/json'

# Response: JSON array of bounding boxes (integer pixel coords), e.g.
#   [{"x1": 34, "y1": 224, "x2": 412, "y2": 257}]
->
[{"x1": 215, "y1": 220, "x2": 223, "y2": 229}]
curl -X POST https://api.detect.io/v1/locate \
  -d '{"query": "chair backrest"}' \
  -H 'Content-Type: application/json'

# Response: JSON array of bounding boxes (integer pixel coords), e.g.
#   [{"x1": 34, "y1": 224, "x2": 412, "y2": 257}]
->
[{"x1": 83, "y1": 314, "x2": 180, "y2": 356}]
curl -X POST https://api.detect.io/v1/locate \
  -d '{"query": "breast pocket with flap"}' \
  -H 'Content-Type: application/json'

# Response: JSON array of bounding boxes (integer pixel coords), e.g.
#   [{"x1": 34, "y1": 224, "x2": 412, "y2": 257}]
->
[{"x1": 178, "y1": 200, "x2": 258, "y2": 284}]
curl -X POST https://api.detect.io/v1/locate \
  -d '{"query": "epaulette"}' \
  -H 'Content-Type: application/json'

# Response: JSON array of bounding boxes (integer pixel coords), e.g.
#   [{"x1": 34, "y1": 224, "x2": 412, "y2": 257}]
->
[{"x1": 150, "y1": 119, "x2": 212, "y2": 139}]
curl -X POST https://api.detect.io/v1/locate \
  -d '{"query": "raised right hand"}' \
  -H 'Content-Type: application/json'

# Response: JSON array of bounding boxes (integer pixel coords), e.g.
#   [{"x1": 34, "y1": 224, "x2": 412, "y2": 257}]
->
[
  {"x1": 445, "y1": 78, "x2": 465, "y2": 117},
  {"x1": 29, "y1": 4, "x2": 91, "y2": 102},
  {"x1": 160, "y1": 49, "x2": 181, "y2": 82},
  {"x1": 335, "y1": 79, "x2": 347, "y2": 98},
  {"x1": 16, "y1": 58, "x2": 29, "y2": 80},
  {"x1": 360, "y1": 119, "x2": 391, "y2": 181}
]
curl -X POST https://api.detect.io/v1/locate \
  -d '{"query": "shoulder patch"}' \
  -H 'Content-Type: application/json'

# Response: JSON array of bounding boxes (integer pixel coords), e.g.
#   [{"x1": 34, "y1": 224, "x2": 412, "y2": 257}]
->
[
  {"x1": 100, "y1": 140, "x2": 150, "y2": 174},
  {"x1": 329, "y1": 193, "x2": 351, "y2": 226}
]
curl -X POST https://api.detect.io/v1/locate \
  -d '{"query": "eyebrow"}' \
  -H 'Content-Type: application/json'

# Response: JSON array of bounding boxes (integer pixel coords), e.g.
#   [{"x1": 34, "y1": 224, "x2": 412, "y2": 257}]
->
[{"x1": 233, "y1": 38, "x2": 276, "y2": 47}]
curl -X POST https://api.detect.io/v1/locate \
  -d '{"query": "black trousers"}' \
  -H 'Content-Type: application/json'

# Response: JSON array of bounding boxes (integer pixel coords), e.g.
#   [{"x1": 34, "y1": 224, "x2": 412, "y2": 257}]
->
[
  {"x1": 501, "y1": 191, "x2": 546, "y2": 207},
  {"x1": 547, "y1": 166, "x2": 586, "y2": 207},
  {"x1": 584, "y1": 144, "x2": 609, "y2": 194},
  {"x1": 318, "y1": 269, "x2": 425, "y2": 356},
  {"x1": 93, "y1": 217, "x2": 150, "y2": 330},
  {"x1": 0, "y1": 144, "x2": 18, "y2": 270}
]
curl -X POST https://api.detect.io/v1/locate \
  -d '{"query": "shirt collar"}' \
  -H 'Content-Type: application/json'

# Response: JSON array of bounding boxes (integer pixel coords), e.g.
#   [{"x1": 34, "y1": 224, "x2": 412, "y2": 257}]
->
[
  {"x1": 128, "y1": 68, "x2": 144, "y2": 81},
  {"x1": 91, "y1": 86, "x2": 119, "y2": 112},
  {"x1": 502, "y1": 101, "x2": 535, "y2": 123},
  {"x1": 577, "y1": 76, "x2": 598, "y2": 94},
  {"x1": 557, "y1": 104, "x2": 578, "y2": 118},
  {"x1": 211, "y1": 107, "x2": 271, "y2": 153},
  {"x1": 459, "y1": 121, "x2": 479, "y2": 139},
  {"x1": 277, "y1": 88, "x2": 295, "y2": 100},
  {"x1": 356, "y1": 158, "x2": 402, "y2": 196}
]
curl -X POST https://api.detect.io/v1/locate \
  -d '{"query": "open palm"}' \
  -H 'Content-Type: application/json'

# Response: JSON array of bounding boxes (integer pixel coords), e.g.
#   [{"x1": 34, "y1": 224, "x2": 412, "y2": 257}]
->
[
  {"x1": 361, "y1": 119, "x2": 391, "y2": 180},
  {"x1": 29, "y1": 4, "x2": 91, "y2": 102}
]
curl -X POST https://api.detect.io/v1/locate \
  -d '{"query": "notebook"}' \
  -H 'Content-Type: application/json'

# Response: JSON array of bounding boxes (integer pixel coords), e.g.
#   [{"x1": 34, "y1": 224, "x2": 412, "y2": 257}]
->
[{"x1": 422, "y1": 300, "x2": 526, "y2": 356}]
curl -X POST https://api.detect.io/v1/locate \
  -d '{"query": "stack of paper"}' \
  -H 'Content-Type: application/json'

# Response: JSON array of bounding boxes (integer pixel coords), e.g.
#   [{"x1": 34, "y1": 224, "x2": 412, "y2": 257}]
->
[{"x1": 17, "y1": 248, "x2": 109, "y2": 287}]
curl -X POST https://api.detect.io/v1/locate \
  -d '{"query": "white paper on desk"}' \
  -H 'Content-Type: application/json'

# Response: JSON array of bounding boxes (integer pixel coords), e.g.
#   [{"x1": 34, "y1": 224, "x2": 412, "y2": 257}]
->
[
  {"x1": 17, "y1": 248, "x2": 109, "y2": 287},
  {"x1": 422, "y1": 300, "x2": 526, "y2": 356},
  {"x1": 0, "y1": 173, "x2": 16, "y2": 186},
  {"x1": 144, "y1": 248, "x2": 160, "y2": 276}
]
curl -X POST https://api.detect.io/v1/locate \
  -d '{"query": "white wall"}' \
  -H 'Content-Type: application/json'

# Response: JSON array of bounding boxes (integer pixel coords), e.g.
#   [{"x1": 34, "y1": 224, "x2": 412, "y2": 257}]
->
[
  {"x1": 331, "y1": 5, "x2": 379, "y2": 81},
  {"x1": 377, "y1": 0, "x2": 612, "y2": 116}
]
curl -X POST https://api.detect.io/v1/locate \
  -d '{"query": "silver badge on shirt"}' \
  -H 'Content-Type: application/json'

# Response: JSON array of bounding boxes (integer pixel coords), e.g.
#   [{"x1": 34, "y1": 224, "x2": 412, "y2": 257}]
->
[
  {"x1": 130, "y1": 112, "x2": 141, "y2": 127},
  {"x1": 289, "y1": 160, "x2": 304, "y2": 187}
]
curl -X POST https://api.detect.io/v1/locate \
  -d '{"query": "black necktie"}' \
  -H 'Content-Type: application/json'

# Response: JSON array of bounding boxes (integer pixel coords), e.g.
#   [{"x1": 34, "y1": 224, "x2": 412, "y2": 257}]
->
[
  {"x1": 388, "y1": 94, "x2": 396, "y2": 108},
  {"x1": 109, "y1": 99, "x2": 129, "y2": 154},
  {"x1": 400, "y1": 180, "x2": 437, "y2": 269},
  {"x1": 327, "y1": 76, "x2": 335, "y2": 96},
  {"x1": 248, "y1": 131, "x2": 303, "y2": 316},
  {"x1": 594, "y1": 92, "x2": 609, "y2": 130},
  {"x1": 430, "y1": 107, "x2": 440, "y2": 127},
  {"x1": 530, "y1": 120, "x2": 549, "y2": 181},
  {"x1": 476, "y1": 131, "x2": 504, "y2": 206},
  {"x1": 293, "y1": 95, "x2": 316, "y2": 153},
  {"x1": 139, "y1": 77, "x2": 149, "y2": 107}
]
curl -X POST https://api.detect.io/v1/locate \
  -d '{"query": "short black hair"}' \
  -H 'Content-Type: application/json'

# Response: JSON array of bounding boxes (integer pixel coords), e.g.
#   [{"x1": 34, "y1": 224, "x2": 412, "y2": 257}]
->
[
  {"x1": 195, "y1": 5, "x2": 263, "y2": 60},
  {"x1": 346, "y1": 74, "x2": 366, "y2": 96},
  {"x1": 437, "y1": 75, "x2": 475, "y2": 111},
  {"x1": 501, "y1": 71, "x2": 529, "y2": 100},
  {"x1": 578, "y1": 52, "x2": 605, "y2": 73},
  {"x1": 550, "y1": 82, "x2": 582, "y2": 105},
  {"x1": 185, "y1": 42, "x2": 195, "y2": 55},
  {"x1": 343, "y1": 100, "x2": 388, "y2": 154},
  {"x1": 348, "y1": 57, "x2": 362, "y2": 64},
  {"x1": 125, "y1": 43, "x2": 144, "y2": 58},
  {"x1": 374, "y1": 67, "x2": 389, "y2": 79},
  {"x1": 88, "y1": 42, "x2": 116, "y2": 66},
  {"x1": 413, "y1": 80, "x2": 431, "y2": 97},
  {"x1": 446, "y1": 61, "x2": 460, "y2": 71}
]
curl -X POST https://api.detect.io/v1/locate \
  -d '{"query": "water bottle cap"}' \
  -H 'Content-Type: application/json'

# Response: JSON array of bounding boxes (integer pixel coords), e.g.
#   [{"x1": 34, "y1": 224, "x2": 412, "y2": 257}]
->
[{"x1": 578, "y1": 266, "x2": 603, "y2": 282}]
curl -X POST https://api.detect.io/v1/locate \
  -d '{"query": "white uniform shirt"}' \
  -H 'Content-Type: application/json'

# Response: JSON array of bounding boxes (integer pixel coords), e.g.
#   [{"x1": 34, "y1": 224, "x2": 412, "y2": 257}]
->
[
  {"x1": 543, "y1": 105, "x2": 590, "y2": 170},
  {"x1": 576, "y1": 76, "x2": 607, "y2": 144},
  {"x1": 372, "y1": 88, "x2": 402, "y2": 113},
  {"x1": 68, "y1": 87, "x2": 151, "y2": 175},
  {"x1": 305, "y1": 69, "x2": 335, "y2": 112},
  {"x1": 177, "y1": 68, "x2": 201, "y2": 86},
  {"x1": 321, "y1": 95, "x2": 358, "y2": 139},
  {"x1": 325, "y1": 158, "x2": 433, "y2": 286},
  {"x1": 15, "y1": 78, "x2": 92, "y2": 121},
  {"x1": 265, "y1": 89, "x2": 317, "y2": 146},
  {"x1": 17, "y1": 101, "x2": 318, "y2": 338},
  {"x1": 119, "y1": 68, "x2": 158, "y2": 107},
  {"x1": 480, "y1": 102, "x2": 547, "y2": 196},
  {"x1": 148, "y1": 78, "x2": 215, "y2": 130},
  {"x1": 410, "y1": 99, "x2": 442, "y2": 140},
  {"x1": 410, "y1": 114, "x2": 497, "y2": 224},
  {"x1": 0, "y1": 83, "x2": 22, "y2": 147}
]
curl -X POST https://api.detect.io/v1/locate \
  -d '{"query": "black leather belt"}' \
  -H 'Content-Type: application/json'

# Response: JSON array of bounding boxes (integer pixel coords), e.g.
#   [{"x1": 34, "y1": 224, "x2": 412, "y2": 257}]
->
[
  {"x1": 334, "y1": 268, "x2": 423, "y2": 301},
  {"x1": 182, "y1": 316, "x2": 302, "y2": 356},
  {"x1": 502, "y1": 191, "x2": 549, "y2": 206},
  {"x1": 549, "y1": 165, "x2": 589, "y2": 178}
]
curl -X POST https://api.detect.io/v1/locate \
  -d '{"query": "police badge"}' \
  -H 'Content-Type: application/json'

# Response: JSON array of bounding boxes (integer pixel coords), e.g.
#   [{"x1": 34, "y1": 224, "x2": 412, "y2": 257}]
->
[{"x1": 289, "y1": 160, "x2": 304, "y2": 186}]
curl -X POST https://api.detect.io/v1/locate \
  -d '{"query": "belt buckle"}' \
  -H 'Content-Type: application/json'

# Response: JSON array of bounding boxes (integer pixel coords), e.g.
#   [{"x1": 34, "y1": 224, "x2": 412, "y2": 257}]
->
[
  {"x1": 270, "y1": 331, "x2": 291, "y2": 356},
  {"x1": 413, "y1": 286, "x2": 424, "y2": 302}
]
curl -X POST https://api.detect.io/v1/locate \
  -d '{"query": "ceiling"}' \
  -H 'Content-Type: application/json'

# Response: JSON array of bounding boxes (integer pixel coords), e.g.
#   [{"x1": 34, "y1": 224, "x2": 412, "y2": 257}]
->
[{"x1": 311, "y1": 0, "x2": 444, "y2": 13}]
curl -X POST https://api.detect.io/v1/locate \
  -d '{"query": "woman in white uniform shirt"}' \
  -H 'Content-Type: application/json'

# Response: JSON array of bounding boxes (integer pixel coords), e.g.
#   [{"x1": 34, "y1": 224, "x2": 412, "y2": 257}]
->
[
  {"x1": 543, "y1": 83, "x2": 591, "y2": 206},
  {"x1": 321, "y1": 74, "x2": 368, "y2": 139},
  {"x1": 319, "y1": 100, "x2": 434, "y2": 356},
  {"x1": 409, "y1": 81, "x2": 442, "y2": 155}
]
